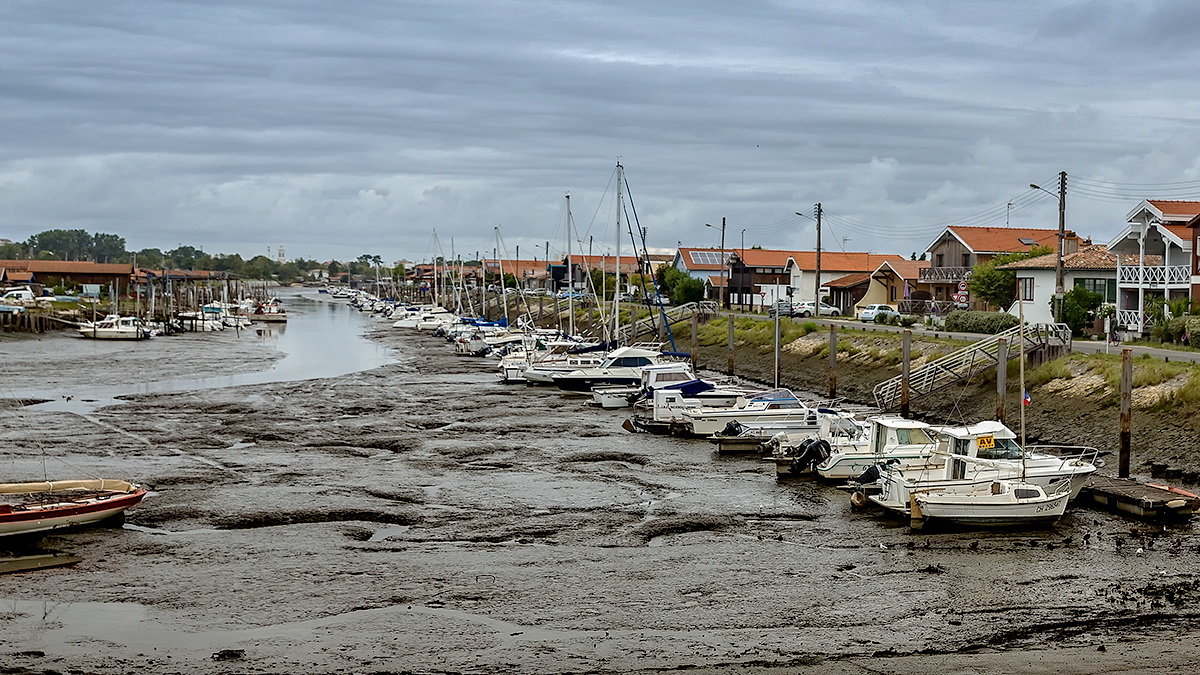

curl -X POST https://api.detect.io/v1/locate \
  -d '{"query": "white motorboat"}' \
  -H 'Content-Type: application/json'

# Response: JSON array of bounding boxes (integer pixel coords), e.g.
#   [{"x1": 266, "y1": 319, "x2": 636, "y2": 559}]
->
[
  {"x1": 77, "y1": 315, "x2": 152, "y2": 340},
  {"x1": 909, "y1": 478, "x2": 1070, "y2": 528},
  {"x1": 680, "y1": 389, "x2": 829, "y2": 438},
  {"x1": 861, "y1": 421, "x2": 1097, "y2": 520},
  {"x1": 771, "y1": 416, "x2": 938, "y2": 480},
  {"x1": 550, "y1": 345, "x2": 681, "y2": 394},
  {"x1": 590, "y1": 362, "x2": 697, "y2": 409}
]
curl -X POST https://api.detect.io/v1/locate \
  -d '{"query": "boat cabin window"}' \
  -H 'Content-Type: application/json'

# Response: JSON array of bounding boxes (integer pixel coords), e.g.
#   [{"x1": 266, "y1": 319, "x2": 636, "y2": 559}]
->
[
  {"x1": 895, "y1": 427, "x2": 933, "y2": 445},
  {"x1": 654, "y1": 372, "x2": 691, "y2": 383},
  {"x1": 952, "y1": 438, "x2": 971, "y2": 456},
  {"x1": 609, "y1": 357, "x2": 652, "y2": 367},
  {"x1": 765, "y1": 401, "x2": 802, "y2": 410},
  {"x1": 976, "y1": 437, "x2": 1023, "y2": 460},
  {"x1": 1014, "y1": 488, "x2": 1040, "y2": 499}
]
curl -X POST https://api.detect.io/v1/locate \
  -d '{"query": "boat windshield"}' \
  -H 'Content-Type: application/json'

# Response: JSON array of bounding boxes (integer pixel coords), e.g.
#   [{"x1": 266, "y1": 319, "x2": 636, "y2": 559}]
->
[
  {"x1": 895, "y1": 427, "x2": 934, "y2": 445},
  {"x1": 978, "y1": 437, "x2": 1024, "y2": 460}
]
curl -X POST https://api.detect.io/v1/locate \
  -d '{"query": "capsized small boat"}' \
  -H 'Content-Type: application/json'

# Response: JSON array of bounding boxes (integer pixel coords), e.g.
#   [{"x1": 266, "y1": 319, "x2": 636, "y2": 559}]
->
[{"x1": 0, "y1": 479, "x2": 148, "y2": 538}]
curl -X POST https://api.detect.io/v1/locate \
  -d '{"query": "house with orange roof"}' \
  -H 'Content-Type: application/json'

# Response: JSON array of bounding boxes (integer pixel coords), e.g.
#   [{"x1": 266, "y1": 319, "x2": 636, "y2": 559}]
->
[
  {"x1": 997, "y1": 244, "x2": 1122, "y2": 325},
  {"x1": 920, "y1": 225, "x2": 1081, "y2": 310},
  {"x1": 1108, "y1": 200, "x2": 1200, "y2": 334},
  {"x1": 863, "y1": 259, "x2": 933, "y2": 314},
  {"x1": 724, "y1": 249, "x2": 906, "y2": 312}
]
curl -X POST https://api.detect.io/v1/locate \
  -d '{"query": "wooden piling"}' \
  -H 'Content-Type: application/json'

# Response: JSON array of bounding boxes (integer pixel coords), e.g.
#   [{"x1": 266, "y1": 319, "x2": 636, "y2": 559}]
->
[
  {"x1": 900, "y1": 329, "x2": 911, "y2": 418},
  {"x1": 1119, "y1": 347, "x2": 1132, "y2": 478},
  {"x1": 828, "y1": 324, "x2": 837, "y2": 399},
  {"x1": 995, "y1": 337, "x2": 1007, "y2": 424},
  {"x1": 773, "y1": 313, "x2": 781, "y2": 388},
  {"x1": 690, "y1": 314, "x2": 699, "y2": 369},
  {"x1": 726, "y1": 314, "x2": 735, "y2": 375}
]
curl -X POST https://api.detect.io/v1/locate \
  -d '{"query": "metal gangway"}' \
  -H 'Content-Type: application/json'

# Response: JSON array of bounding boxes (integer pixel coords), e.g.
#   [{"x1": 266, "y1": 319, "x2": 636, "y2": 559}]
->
[
  {"x1": 872, "y1": 322, "x2": 1071, "y2": 410},
  {"x1": 616, "y1": 301, "x2": 719, "y2": 342}
]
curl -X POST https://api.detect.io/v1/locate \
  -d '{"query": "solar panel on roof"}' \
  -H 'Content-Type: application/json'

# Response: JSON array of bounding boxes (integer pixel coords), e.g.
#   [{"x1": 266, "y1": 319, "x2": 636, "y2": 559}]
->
[{"x1": 1019, "y1": 238, "x2": 1037, "y2": 245}]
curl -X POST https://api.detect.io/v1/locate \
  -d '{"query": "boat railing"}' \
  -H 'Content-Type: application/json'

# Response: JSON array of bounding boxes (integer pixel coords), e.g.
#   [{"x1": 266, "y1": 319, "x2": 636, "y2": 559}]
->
[{"x1": 1024, "y1": 445, "x2": 1101, "y2": 468}]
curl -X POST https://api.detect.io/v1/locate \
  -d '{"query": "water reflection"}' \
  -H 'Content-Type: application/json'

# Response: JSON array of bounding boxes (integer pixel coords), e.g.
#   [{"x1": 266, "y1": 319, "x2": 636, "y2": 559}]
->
[{"x1": 24, "y1": 291, "x2": 392, "y2": 410}]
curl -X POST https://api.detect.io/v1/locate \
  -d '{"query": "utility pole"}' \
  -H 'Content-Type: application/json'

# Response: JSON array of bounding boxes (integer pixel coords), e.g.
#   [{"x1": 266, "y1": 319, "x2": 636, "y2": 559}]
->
[
  {"x1": 706, "y1": 218, "x2": 728, "y2": 308},
  {"x1": 814, "y1": 203, "x2": 823, "y2": 306},
  {"x1": 1054, "y1": 171, "x2": 1067, "y2": 323}
]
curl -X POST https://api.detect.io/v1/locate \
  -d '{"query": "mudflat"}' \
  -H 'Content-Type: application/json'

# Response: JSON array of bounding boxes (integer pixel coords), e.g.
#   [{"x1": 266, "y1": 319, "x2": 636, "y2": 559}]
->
[{"x1": 1, "y1": 297, "x2": 1198, "y2": 674}]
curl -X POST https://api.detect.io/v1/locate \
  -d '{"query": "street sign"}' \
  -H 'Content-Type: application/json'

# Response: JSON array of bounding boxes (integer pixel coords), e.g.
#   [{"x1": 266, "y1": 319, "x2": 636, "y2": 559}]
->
[{"x1": 958, "y1": 281, "x2": 968, "y2": 291}]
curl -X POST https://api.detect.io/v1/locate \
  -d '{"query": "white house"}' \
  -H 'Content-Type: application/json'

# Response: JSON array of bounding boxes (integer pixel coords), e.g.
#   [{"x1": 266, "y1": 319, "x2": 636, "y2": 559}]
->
[
  {"x1": 997, "y1": 244, "x2": 1118, "y2": 325},
  {"x1": 1106, "y1": 200, "x2": 1200, "y2": 335}
]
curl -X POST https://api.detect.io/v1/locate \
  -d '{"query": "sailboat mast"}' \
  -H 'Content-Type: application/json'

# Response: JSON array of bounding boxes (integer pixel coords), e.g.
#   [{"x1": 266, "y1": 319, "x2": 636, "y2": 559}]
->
[
  {"x1": 613, "y1": 162, "x2": 624, "y2": 342},
  {"x1": 495, "y1": 227, "x2": 509, "y2": 327},
  {"x1": 1018, "y1": 294, "x2": 1027, "y2": 475},
  {"x1": 566, "y1": 194, "x2": 575, "y2": 337}
]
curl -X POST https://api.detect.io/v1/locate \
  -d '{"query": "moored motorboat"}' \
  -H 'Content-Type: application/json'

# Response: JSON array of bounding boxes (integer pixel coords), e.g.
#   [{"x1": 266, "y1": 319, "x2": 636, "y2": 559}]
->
[{"x1": 77, "y1": 315, "x2": 153, "y2": 340}]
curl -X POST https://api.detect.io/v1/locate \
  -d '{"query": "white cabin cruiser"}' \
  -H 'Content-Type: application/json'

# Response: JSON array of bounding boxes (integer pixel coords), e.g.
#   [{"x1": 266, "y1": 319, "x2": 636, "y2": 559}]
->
[
  {"x1": 590, "y1": 362, "x2": 697, "y2": 409},
  {"x1": 77, "y1": 315, "x2": 152, "y2": 340},
  {"x1": 680, "y1": 389, "x2": 828, "y2": 438},
  {"x1": 771, "y1": 416, "x2": 938, "y2": 480},
  {"x1": 861, "y1": 421, "x2": 1096, "y2": 520},
  {"x1": 550, "y1": 346, "x2": 683, "y2": 394}
]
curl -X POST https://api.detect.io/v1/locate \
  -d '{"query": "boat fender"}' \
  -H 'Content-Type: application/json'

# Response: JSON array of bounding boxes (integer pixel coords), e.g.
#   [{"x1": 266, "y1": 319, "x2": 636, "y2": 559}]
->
[{"x1": 850, "y1": 491, "x2": 869, "y2": 510}]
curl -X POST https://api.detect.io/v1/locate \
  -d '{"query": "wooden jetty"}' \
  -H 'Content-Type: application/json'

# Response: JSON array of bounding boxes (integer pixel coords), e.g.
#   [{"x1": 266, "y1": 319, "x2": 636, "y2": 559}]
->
[{"x1": 1078, "y1": 476, "x2": 1200, "y2": 520}]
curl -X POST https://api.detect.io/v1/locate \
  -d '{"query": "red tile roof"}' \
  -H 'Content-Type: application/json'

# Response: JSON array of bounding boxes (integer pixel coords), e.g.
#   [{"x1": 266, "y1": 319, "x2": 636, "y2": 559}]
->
[
  {"x1": 1148, "y1": 200, "x2": 1200, "y2": 220},
  {"x1": 942, "y1": 226, "x2": 1076, "y2": 254},
  {"x1": 483, "y1": 259, "x2": 549, "y2": 278},
  {"x1": 735, "y1": 249, "x2": 905, "y2": 272},
  {"x1": 875, "y1": 259, "x2": 929, "y2": 281},
  {"x1": 707, "y1": 275, "x2": 727, "y2": 287},
  {"x1": 676, "y1": 248, "x2": 736, "y2": 271},
  {"x1": 822, "y1": 272, "x2": 871, "y2": 288},
  {"x1": 0, "y1": 259, "x2": 133, "y2": 275},
  {"x1": 996, "y1": 244, "x2": 1157, "y2": 270}
]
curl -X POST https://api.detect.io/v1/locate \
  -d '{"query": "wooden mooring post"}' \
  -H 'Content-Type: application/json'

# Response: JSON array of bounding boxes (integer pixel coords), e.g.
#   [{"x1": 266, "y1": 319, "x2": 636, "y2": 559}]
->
[
  {"x1": 726, "y1": 314, "x2": 735, "y2": 375},
  {"x1": 1119, "y1": 347, "x2": 1132, "y2": 479},
  {"x1": 995, "y1": 337, "x2": 1007, "y2": 424},
  {"x1": 690, "y1": 314, "x2": 699, "y2": 369},
  {"x1": 900, "y1": 329, "x2": 912, "y2": 417},
  {"x1": 828, "y1": 324, "x2": 837, "y2": 399},
  {"x1": 773, "y1": 313, "x2": 781, "y2": 388}
]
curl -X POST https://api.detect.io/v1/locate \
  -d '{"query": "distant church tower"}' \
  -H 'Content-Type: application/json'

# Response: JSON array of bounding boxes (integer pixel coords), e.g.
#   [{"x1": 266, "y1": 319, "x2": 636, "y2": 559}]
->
[{"x1": 276, "y1": 245, "x2": 286, "y2": 264}]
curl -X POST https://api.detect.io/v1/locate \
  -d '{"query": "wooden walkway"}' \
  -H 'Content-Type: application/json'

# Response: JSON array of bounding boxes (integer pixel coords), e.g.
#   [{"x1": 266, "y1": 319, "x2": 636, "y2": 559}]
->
[{"x1": 1079, "y1": 476, "x2": 1200, "y2": 520}]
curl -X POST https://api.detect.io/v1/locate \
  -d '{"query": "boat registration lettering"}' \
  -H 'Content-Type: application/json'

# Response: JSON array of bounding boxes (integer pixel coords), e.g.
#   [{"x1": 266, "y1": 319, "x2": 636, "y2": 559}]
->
[{"x1": 977, "y1": 435, "x2": 995, "y2": 450}]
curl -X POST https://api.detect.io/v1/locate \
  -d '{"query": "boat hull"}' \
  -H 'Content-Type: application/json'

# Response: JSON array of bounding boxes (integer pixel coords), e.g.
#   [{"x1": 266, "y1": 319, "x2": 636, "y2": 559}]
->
[{"x1": 0, "y1": 483, "x2": 147, "y2": 538}]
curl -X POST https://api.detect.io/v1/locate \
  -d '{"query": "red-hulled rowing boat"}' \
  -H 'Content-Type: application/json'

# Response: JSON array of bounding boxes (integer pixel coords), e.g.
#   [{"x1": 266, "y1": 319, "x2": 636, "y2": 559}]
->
[{"x1": 0, "y1": 479, "x2": 148, "y2": 537}]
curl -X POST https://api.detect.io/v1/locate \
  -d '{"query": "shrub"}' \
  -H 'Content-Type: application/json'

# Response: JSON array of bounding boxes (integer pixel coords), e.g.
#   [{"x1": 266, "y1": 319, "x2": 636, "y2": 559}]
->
[
  {"x1": 1188, "y1": 317, "x2": 1200, "y2": 348},
  {"x1": 898, "y1": 315, "x2": 919, "y2": 327},
  {"x1": 944, "y1": 310, "x2": 1021, "y2": 334}
]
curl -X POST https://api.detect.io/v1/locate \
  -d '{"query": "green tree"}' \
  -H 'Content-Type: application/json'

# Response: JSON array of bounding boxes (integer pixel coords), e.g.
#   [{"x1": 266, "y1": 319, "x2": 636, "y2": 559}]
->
[
  {"x1": 327, "y1": 260, "x2": 343, "y2": 275},
  {"x1": 658, "y1": 266, "x2": 704, "y2": 304},
  {"x1": 967, "y1": 246, "x2": 1053, "y2": 309},
  {"x1": 91, "y1": 232, "x2": 126, "y2": 262},
  {"x1": 26, "y1": 229, "x2": 92, "y2": 260},
  {"x1": 166, "y1": 245, "x2": 205, "y2": 269},
  {"x1": 211, "y1": 253, "x2": 245, "y2": 274},
  {"x1": 1060, "y1": 287, "x2": 1103, "y2": 336},
  {"x1": 134, "y1": 248, "x2": 165, "y2": 268},
  {"x1": 0, "y1": 242, "x2": 25, "y2": 258},
  {"x1": 242, "y1": 255, "x2": 277, "y2": 280}
]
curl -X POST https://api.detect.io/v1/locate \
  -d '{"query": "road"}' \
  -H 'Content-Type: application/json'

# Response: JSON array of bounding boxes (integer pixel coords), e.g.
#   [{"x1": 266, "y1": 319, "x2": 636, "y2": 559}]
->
[{"x1": 719, "y1": 310, "x2": 1200, "y2": 364}]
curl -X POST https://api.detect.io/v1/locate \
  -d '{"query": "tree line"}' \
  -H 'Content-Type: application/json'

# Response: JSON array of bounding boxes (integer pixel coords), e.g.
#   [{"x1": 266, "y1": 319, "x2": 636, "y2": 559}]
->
[{"x1": 0, "y1": 228, "x2": 402, "y2": 282}]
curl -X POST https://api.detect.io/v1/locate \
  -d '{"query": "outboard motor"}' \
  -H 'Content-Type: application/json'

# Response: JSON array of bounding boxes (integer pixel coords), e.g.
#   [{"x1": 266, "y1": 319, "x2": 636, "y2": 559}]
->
[
  {"x1": 720, "y1": 421, "x2": 745, "y2": 436},
  {"x1": 791, "y1": 438, "x2": 831, "y2": 474},
  {"x1": 853, "y1": 463, "x2": 882, "y2": 485}
]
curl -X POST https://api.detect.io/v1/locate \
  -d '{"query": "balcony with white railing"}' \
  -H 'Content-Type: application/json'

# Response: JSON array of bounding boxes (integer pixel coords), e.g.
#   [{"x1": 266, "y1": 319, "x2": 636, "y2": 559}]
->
[
  {"x1": 1116, "y1": 264, "x2": 1190, "y2": 288},
  {"x1": 918, "y1": 266, "x2": 971, "y2": 283},
  {"x1": 1116, "y1": 309, "x2": 1144, "y2": 331}
]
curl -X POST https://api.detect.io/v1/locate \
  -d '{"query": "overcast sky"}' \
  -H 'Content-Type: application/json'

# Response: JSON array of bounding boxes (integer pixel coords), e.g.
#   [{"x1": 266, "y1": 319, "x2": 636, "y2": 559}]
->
[{"x1": 4, "y1": 0, "x2": 1200, "y2": 264}]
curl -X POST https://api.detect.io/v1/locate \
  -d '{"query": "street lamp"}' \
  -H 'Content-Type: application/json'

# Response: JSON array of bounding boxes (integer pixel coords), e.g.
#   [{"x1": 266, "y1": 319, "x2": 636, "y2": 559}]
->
[
  {"x1": 740, "y1": 228, "x2": 746, "y2": 310},
  {"x1": 1030, "y1": 173, "x2": 1067, "y2": 322},
  {"x1": 705, "y1": 219, "x2": 728, "y2": 308}
]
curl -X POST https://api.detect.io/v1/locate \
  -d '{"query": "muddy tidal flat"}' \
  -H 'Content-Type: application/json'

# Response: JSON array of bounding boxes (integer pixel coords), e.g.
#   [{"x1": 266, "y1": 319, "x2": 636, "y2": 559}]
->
[{"x1": 2, "y1": 293, "x2": 1200, "y2": 674}]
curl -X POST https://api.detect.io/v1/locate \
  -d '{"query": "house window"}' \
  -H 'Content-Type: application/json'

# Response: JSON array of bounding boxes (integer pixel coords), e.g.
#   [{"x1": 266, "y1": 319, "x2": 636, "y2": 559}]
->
[
  {"x1": 1075, "y1": 278, "x2": 1117, "y2": 304},
  {"x1": 935, "y1": 254, "x2": 944, "y2": 267},
  {"x1": 961, "y1": 253, "x2": 971, "y2": 267},
  {"x1": 889, "y1": 285, "x2": 897, "y2": 301},
  {"x1": 1018, "y1": 277, "x2": 1034, "y2": 302}
]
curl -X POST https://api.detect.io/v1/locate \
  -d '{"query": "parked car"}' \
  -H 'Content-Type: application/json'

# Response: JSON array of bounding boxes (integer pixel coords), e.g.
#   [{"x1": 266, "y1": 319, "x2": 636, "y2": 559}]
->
[
  {"x1": 643, "y1": 293, "x2": 671, "y2": 306},
  {"x1": 794, "y1": 301, "x2": 840, "y2": 317},
  {"x1": 857, "y1": 303, "x2": 899, "y2": 323},
  {"x1": 768, "y1": 301, "x2": 795, "y2": 317},
  {"x1": 555, "y1": 289, "x2": 587, "y2": 300}
]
